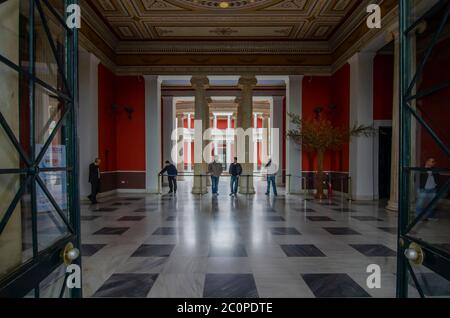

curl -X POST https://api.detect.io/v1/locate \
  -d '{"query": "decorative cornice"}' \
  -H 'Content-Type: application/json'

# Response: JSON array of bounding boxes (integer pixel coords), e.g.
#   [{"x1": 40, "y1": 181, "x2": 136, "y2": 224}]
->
[
  {"x1": 114, "y1": 40, "x2": 330, "y2": 55},
  {"x1": 114, "y1": 65, "x2": 333, "y2": 76}
]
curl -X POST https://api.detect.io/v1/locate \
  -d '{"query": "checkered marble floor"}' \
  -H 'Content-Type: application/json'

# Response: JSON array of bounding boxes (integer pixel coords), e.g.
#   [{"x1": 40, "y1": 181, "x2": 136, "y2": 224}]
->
[{"x1": 79, "y1": 180, "x2": 447, "y2": 298}]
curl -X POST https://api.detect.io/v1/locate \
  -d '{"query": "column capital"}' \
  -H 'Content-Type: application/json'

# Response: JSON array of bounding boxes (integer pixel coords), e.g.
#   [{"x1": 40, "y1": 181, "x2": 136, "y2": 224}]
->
[
  {"x1": 191, "y1": 76, "x2": 209, "y2": 89},
  {"x1": 238, "y1": 75, "x2": 257, "y2": 89}
]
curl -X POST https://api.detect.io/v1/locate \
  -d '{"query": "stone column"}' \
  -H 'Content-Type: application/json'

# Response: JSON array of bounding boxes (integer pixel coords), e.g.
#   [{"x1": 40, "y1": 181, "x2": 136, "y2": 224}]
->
[
  {"x1": 262, "y1": 113, "x2": 270, "y2": 160},
  {"x1": 187, "y1": 113, "x2": 192, "y2": 172},
  {"x1": 237, "y1": 75, "x2": 257, "y2": 194},
  {"x1": 176, "y1": 113, "x2": 185, "y2": 181},
  {"x1": 349, "y1": 52, "x2": 376, "y2": 201},
  {"x1": 271, "y1": 96, "x2": 284, "y2": 186},
  {"x1": 191, "y1": 76, "x2": 209, "y2": 194},
  {"x1": 0, "y1": 0, "x2": 22, "y2": 278},
  {"x1": 162, "y1": 96, "x2": 174, "y2": 186},
  {"x1": 226, "y1": 114, "x2": 232, "y2": 169},
  {"x1": 287, "y1": 76, "x2": 304, "y2": 193},
  {"x1": 386, "y1": 28, "x2": 400, "y2": 211},
  {"x1": 144, "y1": 75, "x2": 162, "y2": 193},
  {"x1": 79, "y1": 50, "x2": 100, "y2": 197}
]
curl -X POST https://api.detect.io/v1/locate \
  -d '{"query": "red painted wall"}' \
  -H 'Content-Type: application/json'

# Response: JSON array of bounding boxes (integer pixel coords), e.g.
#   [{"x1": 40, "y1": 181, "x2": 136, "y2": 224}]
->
[
  {"x1": 330, "y1": 63, "x2": 350, "y2": 172},
  {"x1": 301, "y1": 64, "x2": 350, "y2": 172},
  {"x1": 98, "y1": 64, "x2": 146, "y2": 177},
  {"x1": 98, "y1": 64, "x2": 117, "y2": 172},
  {"x1": 417, "y1": 37, "x2": 450, "y2": 168},
  {"x1": 114, "y1": 76, "x2": 146, "y2": 171},
  {"x1": 301, "y1": 76, "x2": 332, "y2": 171},
  {"x1": 373, "y1": 54, "x2": 394, "y2": 121}
]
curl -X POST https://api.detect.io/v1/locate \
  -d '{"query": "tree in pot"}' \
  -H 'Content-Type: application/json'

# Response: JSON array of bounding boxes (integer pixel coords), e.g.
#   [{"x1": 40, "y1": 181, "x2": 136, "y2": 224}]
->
[{"x1": 287, "y1": 107, "x2": 374, "y2": 199}]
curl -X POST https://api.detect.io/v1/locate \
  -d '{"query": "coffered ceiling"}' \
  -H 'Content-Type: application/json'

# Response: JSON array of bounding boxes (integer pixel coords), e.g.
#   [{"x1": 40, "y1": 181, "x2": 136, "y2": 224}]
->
[
  {"x1": 79, "y1": 0, "x2": 399, "y2": 75},
  {"x1": 85, "y1": 0, "x2": 359, "y2": 41}
]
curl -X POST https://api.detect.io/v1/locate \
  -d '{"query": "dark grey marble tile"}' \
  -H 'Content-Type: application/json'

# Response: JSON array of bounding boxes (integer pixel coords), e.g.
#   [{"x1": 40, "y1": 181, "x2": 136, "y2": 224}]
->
[
  {"x1": 332, "y1": 208, "x2": 356, "y2": 212},
  {"x1": 117, "y1": 216, "x2": 146, "y2": 221},
  {"x1": 134, "y1": 208, "x2": 157, "y2": 213},
  {"x1": 93, "y1": 273, "x2": 158, "y2": 298},
  {"x1": 302, "y1": 274, "x2": 371, "y2": 298},
  {"x1": 152, "y1": 227, "x2": 179, "y2": 235},
  {"x1": 323, "y1": 227, "x2": 361, "y2": 235},
  {"x1": 93, "y1": 227, "x2": 130, "y2": 235},
  {"x1": 349, "y1": 244, "x2": 396, "y2": 257},
  {"x1": 319, "y1": 202, "x2": 339, "y2": 207},
  {"x1": 92, "y1": 208, "x2": 118, "y2": 212},
  {"x1": 307, "y1": 216, "x2": 335, "y2": 222},
  {"x1": 81, "y1": 216, "x2": 101, "y2": 221},
  {"x1": 378, "y1": 227, "x2": 397, "y2": 234},
  {"x1": 351, "y1": 216, "x2": 384, "y2": 221},
  {"x1": 82, "y1": 244, "x2": 107, "y2": 257},
  {"x1": 131, "y1": 244, "x2": 175, "y2": 257},
  {"x1": 203, "y1": 274, "x2": 258, "y2": 298},
  {"x1": 264, "y1": 216, "x2": 286, "y2": 222},
  {"x1": 209, "y1": 244, "x2": 248, "y2": 257},
  {"x1": 123, "y1": 198, "x2": 143, "y2": 201},
  {"x1": 291, "y1": 207, "x2": 316, "y2": 213},
  {"x1": 269, "y1": 227, "x2": 301, "y2": 235},
  {"x1": 280, "y1": 245, "x2": 326, "y2": 257}
]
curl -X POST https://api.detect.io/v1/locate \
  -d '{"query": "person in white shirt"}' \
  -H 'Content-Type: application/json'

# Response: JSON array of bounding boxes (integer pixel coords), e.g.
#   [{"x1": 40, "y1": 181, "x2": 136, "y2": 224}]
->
[
  {"x1": 264, "y1": 159, "x2": 278, "y2": 196},
  {"x1": 416, "y1": 158, "x2": 440, "y2": 221}
]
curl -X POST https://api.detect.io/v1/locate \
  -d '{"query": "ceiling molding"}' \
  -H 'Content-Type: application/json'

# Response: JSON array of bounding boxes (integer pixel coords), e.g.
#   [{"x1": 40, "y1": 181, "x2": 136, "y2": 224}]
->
[
  {"x1": 115, "y1": 65, "x2": 333, "y2": 76},
  {"x1": 115, "y1": 40, "x2": 330, "y2": 55},
  {"x1": 78, "y1": 0, "x2": 402, "y2": 76}
]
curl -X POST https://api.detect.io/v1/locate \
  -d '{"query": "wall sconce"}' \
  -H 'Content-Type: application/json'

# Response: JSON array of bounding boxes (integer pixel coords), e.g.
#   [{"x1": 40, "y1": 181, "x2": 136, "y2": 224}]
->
[
  {"x1": 124, "y1": 106, "x2": 134, "y2": 120},
  {"x1": 111, "y1": 103, "x2": 134, "y2": 120},
  {"x1": 314, "y1": 107, "x2": 323, "y2": 119}
]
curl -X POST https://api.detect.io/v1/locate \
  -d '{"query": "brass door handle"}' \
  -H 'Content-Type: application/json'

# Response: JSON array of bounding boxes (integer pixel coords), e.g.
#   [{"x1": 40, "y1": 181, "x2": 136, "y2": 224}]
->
[
  {"x1": 62, "y1": 242, "x2": 80, "y2": 266},
  {"x1": 404, "y1": 242, "x2": 424, "y2": 265}
]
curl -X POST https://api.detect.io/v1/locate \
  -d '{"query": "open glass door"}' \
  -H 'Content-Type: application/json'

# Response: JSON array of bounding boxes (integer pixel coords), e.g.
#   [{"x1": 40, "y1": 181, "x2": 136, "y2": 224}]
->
[
  {"x1": 0, "y1": 0, "x2": 80, "y2": 298},
  {"x1": 398, "y1": 0, "x2": 450, "y2": 298}
]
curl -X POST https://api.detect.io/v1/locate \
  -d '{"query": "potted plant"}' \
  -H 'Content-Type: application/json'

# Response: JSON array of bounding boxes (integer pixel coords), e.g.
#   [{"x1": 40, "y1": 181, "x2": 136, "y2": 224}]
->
[{"x1": 287, "y1": 107, "x2": 374, "y2": 199}]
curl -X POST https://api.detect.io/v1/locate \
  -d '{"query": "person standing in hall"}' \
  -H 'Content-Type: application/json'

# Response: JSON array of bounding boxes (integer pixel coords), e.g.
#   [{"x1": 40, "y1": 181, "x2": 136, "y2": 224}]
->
[
  {"x1": 88, "y1": 158, "x2": 101, "y2": 204},
  {"x1": 264, "y1": 159, "x2": 278, "y2": 196},
  {"x1": 229, "y1": 157, "x2": 242, "y2": 197},
  {"x1": 159, "y1": 160, "x2": 178, "y2": 194},
  {"x1": 208, "y1": 156, "x2": 223, "y2": 195},
  {"x1": 416, "y1": 157, "x2": 440, "y2": 221}
]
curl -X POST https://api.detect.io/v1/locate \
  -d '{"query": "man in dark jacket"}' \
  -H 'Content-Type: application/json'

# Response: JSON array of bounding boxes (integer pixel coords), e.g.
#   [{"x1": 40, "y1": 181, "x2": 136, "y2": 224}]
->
[
  {"x1": 159, "y1": 160, "x2": 178, "y2": 194},
  {"x1": 229, "y1": 157, "x2": 242, "y2": 196},
  {"x1": 416, "y1": 158, "x2": 440, "y2": 221},
  {"x1": 88, "y1": 158, "x2": 101, "y2": 204}
]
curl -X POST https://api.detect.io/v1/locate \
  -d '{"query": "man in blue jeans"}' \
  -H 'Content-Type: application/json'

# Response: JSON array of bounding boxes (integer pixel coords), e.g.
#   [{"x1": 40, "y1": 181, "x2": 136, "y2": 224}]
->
[
  {"x1": 208, "y1": 156, "x2": 223, "y2": 195},
  {"x1": 229, "y1": 157, "x2": 242, "y2": 197},
  {"x1": 264, "y1": 159, "x2": 278, "y2": 196}
]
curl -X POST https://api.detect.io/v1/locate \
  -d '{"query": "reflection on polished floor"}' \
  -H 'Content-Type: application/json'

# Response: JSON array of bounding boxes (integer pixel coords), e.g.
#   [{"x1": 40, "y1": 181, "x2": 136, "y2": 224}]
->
[{"x1": 79, "y1": 180, "x2": 437, "y2": 298}]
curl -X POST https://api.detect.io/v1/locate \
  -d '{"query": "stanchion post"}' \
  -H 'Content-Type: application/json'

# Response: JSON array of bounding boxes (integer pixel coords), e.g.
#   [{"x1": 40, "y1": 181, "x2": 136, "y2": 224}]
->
[
  {"x1": 286, "y1": 175, "x2": 291, "y2": 195},
  {"x1": 158, "y1": 174, "x2": 162, "y2": 194},
  {"x1": 200, "y1": 174, "x2": 203, "y2": 196},
  {"x1": 348, "y1": 176, "x2": 352, "y2": 201}
]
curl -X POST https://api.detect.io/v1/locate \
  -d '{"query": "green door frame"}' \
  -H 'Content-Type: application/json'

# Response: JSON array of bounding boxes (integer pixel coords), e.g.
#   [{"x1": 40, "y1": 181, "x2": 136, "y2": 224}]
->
[
  {"x1": 0, "y1": 0, "x2": 80, "y2": 298},
  {"x1": 397, "y1": 0, "x2": 450, "y2": 298}
]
